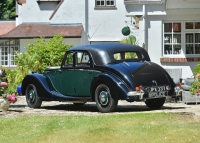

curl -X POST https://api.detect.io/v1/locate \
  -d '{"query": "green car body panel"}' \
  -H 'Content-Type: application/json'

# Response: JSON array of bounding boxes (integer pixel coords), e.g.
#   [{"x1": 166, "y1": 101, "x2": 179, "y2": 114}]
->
[{"x1": 44, "y1": 69, "x2": 99, "y2": 97}]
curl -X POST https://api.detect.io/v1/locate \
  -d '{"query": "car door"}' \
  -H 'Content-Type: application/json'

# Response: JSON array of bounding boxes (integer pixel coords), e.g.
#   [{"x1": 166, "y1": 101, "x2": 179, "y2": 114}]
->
[
  {"x1": 73, "y1": 51, "x2": 98, "y2": 97},
  {"x1": 56, "y1": 51, "x2": 75, "y2": 96}
]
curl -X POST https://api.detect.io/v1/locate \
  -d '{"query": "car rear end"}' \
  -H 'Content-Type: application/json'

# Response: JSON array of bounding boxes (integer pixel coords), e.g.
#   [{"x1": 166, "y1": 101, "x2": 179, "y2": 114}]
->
[{"x1": 121, "y1": 61, "x2": 175, "y2": 101}]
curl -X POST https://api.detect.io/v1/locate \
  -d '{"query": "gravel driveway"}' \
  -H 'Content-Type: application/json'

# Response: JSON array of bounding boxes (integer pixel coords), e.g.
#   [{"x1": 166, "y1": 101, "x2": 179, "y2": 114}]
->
[{"x1": 1, "y1": 96, "x2": 200, "y2": 119}]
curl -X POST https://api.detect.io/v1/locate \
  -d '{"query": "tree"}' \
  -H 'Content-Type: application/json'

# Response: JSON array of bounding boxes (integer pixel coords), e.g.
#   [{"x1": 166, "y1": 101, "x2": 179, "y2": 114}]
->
[{"x1": 0, "y1": 0, "x2": 16, "y2": 20}]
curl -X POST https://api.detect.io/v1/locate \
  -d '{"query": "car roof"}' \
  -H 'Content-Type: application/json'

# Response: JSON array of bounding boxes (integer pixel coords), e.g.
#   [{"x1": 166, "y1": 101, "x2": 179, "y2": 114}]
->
[{"x1": 68, "y1": 43, "x2": 151, "y2": 66}]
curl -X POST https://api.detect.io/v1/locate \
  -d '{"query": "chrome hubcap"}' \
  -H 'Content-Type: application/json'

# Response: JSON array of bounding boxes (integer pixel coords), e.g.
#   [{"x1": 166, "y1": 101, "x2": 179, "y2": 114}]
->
[
  {"x1": 99, "y1": 91, "x2": 109, "y2": 106},
  {"x1": 29, "y1": 89, "x2": 35, "y2": 103}
]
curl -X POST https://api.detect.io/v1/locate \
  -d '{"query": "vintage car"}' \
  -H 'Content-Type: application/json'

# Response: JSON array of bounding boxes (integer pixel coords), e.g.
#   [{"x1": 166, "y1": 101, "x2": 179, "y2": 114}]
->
[{"x1": 21, "y1": 43, "x2": 176, "y2": 113}]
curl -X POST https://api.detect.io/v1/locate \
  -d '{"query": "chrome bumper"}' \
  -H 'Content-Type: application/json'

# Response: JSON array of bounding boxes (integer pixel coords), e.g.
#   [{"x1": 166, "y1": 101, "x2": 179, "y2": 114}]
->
[
  {"x1": 127, "y1": 86, "x2": 181, "y2": 100},
  {"x1": 127, "y1": 91, "x2": 144, "y2": 99},
  {"x1": 174, "y1": 86, "x2": 183, "y2": 97}
]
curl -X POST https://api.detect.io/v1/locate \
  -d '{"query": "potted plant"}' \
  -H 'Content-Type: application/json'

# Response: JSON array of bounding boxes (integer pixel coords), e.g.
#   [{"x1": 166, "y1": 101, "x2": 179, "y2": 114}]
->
[{"x1": 0, "y1": 81, "x2": 17, "y2": 111}]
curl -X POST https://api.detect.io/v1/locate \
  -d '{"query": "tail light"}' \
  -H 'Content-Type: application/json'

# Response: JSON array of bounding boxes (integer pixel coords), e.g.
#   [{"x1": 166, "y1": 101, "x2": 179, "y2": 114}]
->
[
  {"x1": 177, "y1": 82, "x2": 182, "y2": 87},
  {"x1": 135, "y1": 87, "x2": 140, "y2": 91},
  {"x1": 135, "y1": 85, "x2": 143, "y2": 91}
]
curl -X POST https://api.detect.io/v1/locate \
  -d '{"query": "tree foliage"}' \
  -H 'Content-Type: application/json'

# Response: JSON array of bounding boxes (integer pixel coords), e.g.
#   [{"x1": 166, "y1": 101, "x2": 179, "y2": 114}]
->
[
  {"x1": 120, "y1": 35, "x2": 139, "y2": 45},
  {"x1": 5, "y1": 34, "x2": 73, "y2": 93},
  {"x1": 0, "y1": 0, "x2": 16, "y2": 20}
]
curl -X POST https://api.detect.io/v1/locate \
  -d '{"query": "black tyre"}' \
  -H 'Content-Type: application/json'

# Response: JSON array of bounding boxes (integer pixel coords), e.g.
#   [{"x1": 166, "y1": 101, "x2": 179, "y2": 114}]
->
[
  {"x1": 73, "y1": 103, "x2": 86, "y2": 106},
  {"x1": 145, "y1": 97, "x2": 166, "y2": 109},
  {"x1": 95, "y1": 84, "x2": 118, "y2": 113},
  {"x1": 26, "y1": 84, "x2": 42, "y2": 108}
]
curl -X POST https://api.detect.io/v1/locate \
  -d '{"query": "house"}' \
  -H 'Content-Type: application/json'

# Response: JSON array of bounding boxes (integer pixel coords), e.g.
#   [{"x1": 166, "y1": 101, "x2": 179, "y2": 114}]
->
[{"x1": 0, "y1": 0, "x2": 200, "y2": 79}]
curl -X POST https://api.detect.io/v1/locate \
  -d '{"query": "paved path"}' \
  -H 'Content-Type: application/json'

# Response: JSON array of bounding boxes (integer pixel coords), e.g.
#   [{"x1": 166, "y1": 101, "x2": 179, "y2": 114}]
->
[{"x1": 1, "y1": 96, "x2": 200, "y2": 119}]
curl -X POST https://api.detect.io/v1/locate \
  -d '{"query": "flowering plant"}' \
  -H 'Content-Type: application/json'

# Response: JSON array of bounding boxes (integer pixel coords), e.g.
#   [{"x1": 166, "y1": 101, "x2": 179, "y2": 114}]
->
[
  {"x1": 5, "y1": 94, "x2": 17, "y2": 103},
  {"x1": 0, "y1": 81, "x2": 8, "y2": 95},
  {"x1": 0, "y1": 81, "x2": 17, "y2": 103},
  {"x1": 190, "y1": 74, "x2": 200, "y2": 95}
]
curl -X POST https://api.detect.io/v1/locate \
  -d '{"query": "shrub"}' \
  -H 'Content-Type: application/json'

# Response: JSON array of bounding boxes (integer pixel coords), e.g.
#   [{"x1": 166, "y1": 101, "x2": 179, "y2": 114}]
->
[
  {"x1": 194, "y1": 63, "x2": 200, "y2": 75},
  {"x1": 189, "y1": 63, "x2": 200, "y2": 95},
  {"x1": 120, "y1": 35, "x2": 139, "y2": 45}
]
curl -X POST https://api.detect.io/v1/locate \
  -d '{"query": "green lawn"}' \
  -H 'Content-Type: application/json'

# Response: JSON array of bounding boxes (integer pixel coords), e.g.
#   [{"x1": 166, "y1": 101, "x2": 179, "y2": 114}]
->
[{"x1": 0, "y1": 113, "x2": 200, "y2": 143}]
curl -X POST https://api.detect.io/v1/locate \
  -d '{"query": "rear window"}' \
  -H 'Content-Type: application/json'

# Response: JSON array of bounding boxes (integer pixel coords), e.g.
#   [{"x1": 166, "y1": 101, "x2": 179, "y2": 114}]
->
[{"x1": 113, "y1": 51, "x2": 142, "y2": 60}]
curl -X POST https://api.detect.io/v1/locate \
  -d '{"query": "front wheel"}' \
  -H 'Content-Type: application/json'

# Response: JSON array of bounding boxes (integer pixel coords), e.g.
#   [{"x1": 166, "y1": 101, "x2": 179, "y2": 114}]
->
[
  {"x1": 145, "y1": 97, "x2": 166, "y2": 109},
  {"x1": 95, "y1": 84, "x2": 118, "y2": 113},
  {"x1": 26, "y1": 84, "x2": 42, "y2": 108}
]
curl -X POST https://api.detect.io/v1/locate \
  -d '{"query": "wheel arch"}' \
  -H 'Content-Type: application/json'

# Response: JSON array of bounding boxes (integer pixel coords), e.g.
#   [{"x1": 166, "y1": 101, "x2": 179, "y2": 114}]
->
[
  {"x1": 21, "y1": 73, "x2": 52, "y2": 99},
  {"x1": 91, "y1": 74, "x2": 130, "y2": 101}
]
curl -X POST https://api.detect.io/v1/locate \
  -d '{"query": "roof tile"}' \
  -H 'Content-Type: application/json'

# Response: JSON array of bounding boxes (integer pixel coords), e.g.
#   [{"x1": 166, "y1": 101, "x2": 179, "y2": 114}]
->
[
  {"x1": 17, "y1": 0, "x2": 26, "y2": 5},
  {"x1": 0, "y1": 23, "x2": 83, "y2": 39},
  {"x1": 0, "y1": 21, "x2": 16, "y2": 35}
]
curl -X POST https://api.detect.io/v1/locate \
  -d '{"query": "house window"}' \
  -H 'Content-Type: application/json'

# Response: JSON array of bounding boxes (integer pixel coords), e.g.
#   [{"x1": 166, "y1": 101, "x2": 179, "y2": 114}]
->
[
  {"x1": 163, "y1": 22, "x2": 182, "y2": 55},
  {"x1": 185, "y1": 33, "x2": 200, "y2": 54},
  {"x1": 185, "y1": 22, "x2": 200, "y2": 54},
  {"x1": 163, "y1": 21, "x2": 200, "y2": 57},
  {"x1": 0, "y1": 39, "x2": 20, "y2": 67},
  {"x1": 96, "y1": 0, "x2": 115, "y2": 7}
]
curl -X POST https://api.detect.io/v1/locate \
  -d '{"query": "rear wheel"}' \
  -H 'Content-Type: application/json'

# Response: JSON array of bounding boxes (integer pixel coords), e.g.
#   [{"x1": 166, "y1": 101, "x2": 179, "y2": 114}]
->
[
  {"x1": 145, "y1": 97, "x2": 166, "y2": 109},
  {"x1": 26, "y1": 84, "x2": 42, "y2": 108},
  {"x1": 95, "y1": 84, "x2": 118, "y2": 113}
]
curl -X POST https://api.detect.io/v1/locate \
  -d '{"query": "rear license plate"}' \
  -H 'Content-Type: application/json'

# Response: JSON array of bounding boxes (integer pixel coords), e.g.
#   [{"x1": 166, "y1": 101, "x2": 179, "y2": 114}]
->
[
  {"x1": 148, "y1": 86, "x2": 167, "y2": 92},
  {"x1": 149, "y1": 92, "x2": 166, "y2": 98}
]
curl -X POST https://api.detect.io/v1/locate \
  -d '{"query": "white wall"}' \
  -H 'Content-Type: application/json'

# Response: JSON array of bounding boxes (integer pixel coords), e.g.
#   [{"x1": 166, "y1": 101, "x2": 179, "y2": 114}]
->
[
  {"x1": 17, "y1": 0, "x2": 57, "y2": 25},
  {"x1": 147, "y1": 20, "x2": 162, "y2": 64},
  {"x1": 50, "y1": 0, "x2": 85, "y2": 24},
  {"x1": 88, "y1": 0, "x2": 126, "y2": 42}
]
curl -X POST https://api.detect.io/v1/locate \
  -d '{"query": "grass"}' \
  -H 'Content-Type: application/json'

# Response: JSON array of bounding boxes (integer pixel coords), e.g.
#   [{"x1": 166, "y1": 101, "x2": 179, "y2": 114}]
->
[{"x1": 0, "y1": 113, "x2": 200, "y2": 143}]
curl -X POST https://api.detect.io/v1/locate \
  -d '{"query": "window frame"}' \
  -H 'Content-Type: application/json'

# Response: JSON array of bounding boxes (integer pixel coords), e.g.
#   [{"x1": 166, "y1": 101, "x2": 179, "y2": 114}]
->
[
  {"x1": 163, "y1": 21, "x2": 200, "y2": 58},
  {"x1": 62, "y1": 51, "x2": 92, "y2": 69},
  {"x1": 0, "y1": 39, "x2": 20, "y2": 67},
  {"x1": 95, "y1": 0, "x2": 117, "y2": 10},
  {"x1": 163, "y1": 22, "x2": 182, "y2": 57}
]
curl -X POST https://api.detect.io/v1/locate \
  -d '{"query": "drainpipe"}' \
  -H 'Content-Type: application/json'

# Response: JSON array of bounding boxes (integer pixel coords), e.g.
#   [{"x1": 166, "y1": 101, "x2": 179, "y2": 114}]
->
[
  {"x1": 143, "y1": 4, "x2": 147, "y2": 51},
  {"x1": 85, "y1": 0, "x2": 89, "y2": 44}
]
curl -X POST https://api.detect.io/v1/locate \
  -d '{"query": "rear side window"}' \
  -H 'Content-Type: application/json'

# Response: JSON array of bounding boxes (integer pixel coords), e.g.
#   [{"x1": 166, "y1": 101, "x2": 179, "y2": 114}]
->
[
  {"x1": 77, "y1": 51, "x2": 91, "y2": 66},
  {"x1": 113, "y1": 51, "x2": 142, "y2": 60}
]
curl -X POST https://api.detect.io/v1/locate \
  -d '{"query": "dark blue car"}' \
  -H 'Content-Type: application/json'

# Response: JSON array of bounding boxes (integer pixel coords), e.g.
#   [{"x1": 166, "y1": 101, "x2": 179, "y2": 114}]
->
[{"x1": 21, "y1": 43, "x2": 175, "y2": 113}]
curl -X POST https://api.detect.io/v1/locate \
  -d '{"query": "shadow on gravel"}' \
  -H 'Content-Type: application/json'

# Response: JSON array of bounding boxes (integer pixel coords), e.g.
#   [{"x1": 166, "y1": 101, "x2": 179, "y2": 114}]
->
[
  {"x1": 10, "y1": 105, "x2": 27, "y2": 108},
  {"x1": 41, "y1": 104, "x2": 99, "y2": 112},
  {"x1": 7, "y1": 109, "x2": 23, "y2": 113},
  {"x1": 40, "y1": 103, "x2": 186, "y2": 113}
]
